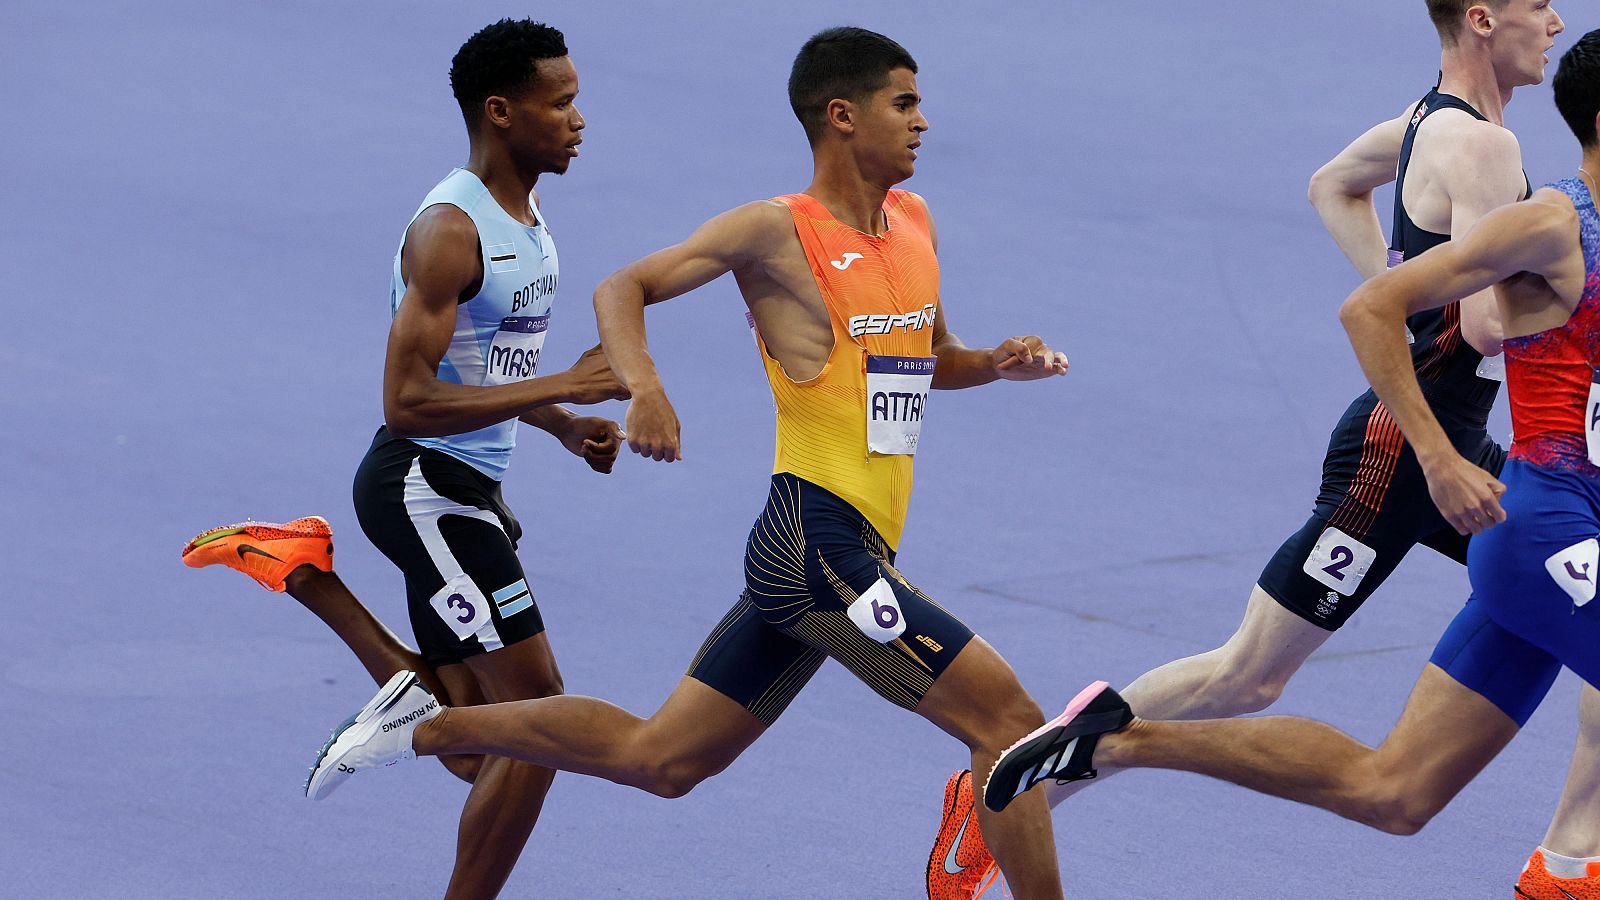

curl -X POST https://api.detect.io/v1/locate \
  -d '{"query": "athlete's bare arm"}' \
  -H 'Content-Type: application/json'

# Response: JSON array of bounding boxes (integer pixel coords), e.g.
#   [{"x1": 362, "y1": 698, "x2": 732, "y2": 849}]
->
[
  {"x1": 518, "y1": 406, "x2": 624, "y2": 474},
  {"x1": 382, "y1": 204, "x2": 628, "y2": 439},
  {"x1": 914, "y1": 201, "x2": 1068, "y2": 389},
  {"x1": 1409, "y1": 113, "x2": 1528, "y2": 354},
  {"x1": 1340, "y1": 190, "x2": 1581, "y2": 534},
  {"x1": 1309, "y1": 106, "x2": 1414, "y2": 279},
  {"x1": 595, "y1": 200, "x2": 839, "y2": 462}
]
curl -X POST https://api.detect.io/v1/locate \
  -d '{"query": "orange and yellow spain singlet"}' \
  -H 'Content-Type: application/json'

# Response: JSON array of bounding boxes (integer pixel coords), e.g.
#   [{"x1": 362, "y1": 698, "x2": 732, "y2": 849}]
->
[{"x1": 760, "y1": 189, "x2": 940, "y2": 549}]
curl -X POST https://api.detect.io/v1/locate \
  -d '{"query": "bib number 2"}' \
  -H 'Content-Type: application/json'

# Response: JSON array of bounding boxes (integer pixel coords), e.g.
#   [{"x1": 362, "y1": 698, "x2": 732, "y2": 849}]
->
[{"x1": 1303, "y1": 527, "x2": 1377, "y2": 597}]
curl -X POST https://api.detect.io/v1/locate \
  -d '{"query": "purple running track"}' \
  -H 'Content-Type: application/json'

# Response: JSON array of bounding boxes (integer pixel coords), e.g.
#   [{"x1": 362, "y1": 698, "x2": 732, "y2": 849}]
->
[{"x1": 2, "y1": 1, "x2": 1586, "y2": 896}]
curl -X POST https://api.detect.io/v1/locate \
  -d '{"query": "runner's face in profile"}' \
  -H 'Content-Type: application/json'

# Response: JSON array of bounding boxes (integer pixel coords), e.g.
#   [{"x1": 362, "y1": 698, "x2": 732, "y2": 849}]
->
[
  {"x1": 854, "y1": 67, "x2": 928, "y2": 184},
  {"x1": 1487, "y1": 0, "x2": 1565, "y2": 86},
  {"x1": 505, "y1": 56, "x2": 586, "y2": 175}
]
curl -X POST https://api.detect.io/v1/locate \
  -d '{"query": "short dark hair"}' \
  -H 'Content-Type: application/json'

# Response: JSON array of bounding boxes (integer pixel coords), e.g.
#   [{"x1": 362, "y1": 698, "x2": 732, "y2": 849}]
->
[
  {"x1": 450, "y1": 19, "x2": 568, "y2": 124},
  {"x1": 1425, "y1": 0, "x2": 1508, "y2": 45},
  {"x1": 787, "y1": 27, "x2": 918, "y2": 145},
  {"x1": 1556, "y1": 30, "x2": 1600, "y2": 148}
]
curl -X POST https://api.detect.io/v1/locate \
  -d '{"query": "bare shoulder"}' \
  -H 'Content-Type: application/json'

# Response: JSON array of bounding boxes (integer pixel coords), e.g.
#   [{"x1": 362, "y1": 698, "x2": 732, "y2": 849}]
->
[
  {"x1": 1517, "y1": 187, "x2": 1580, "y2": 239},
  {"x1": 1427, "y1": 113, "x2": 1523, "y2": 169},
  {"x1": 704, "y1": 199, "x2": 798, "y2": 260},
  {"x1": 1467, "y1": 188, "x2": 1578, "y2": 271},
  {"x1": 407, "y1": 202, "x2": 479, "y2": 251}
]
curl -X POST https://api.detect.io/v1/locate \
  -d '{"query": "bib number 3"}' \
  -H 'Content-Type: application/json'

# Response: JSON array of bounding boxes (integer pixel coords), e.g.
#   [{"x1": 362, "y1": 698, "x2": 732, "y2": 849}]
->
[{"x1": 866, "y1": 355, "x2": 935, "y2": 456}]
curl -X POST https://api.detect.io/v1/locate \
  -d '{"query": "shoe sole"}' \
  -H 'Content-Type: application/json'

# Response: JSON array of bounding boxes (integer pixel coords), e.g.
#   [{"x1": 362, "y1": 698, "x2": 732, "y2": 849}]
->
[
  {"x1": 983, "y1": 680, "x2": 1110, "y2": 813},
  {"x1": 305, "y1": 670, "x2": 417, "y2": 800}
]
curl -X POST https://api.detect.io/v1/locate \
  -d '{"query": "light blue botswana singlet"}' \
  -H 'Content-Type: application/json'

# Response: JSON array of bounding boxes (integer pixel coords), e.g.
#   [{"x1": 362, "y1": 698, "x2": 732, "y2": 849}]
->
[{"x1": 390, "y1": 168, "x2": 559, "y2": 480}]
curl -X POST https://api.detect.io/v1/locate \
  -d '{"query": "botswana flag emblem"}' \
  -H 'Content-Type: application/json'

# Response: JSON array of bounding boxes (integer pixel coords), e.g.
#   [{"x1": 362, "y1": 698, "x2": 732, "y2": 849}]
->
[{"x1": 487, "y1": 243, "x2": 519, "y2": 274}]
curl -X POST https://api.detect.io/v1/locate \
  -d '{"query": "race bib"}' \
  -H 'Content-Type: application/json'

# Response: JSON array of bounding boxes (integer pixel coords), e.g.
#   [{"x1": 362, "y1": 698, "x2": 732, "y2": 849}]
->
[
  {"x1": 848, "y1": 577, "x2": 907, "y2": 642},
  {"x1": 485, "y1": 315, "x2": 549, "y2": 386},
  {"x1": 1476, "y1": 354, "x2": 1506, "y2": 382},
  {"x1": 1588, "y1": 368, "x2": 1600, "y2": 466},
  {"x1": 1303, "y1": 526, "x2": 1377, "y2": 597},
  {"x1": 1545, "y1": 538, "x2": 1599, "y2": 607},
  {"x1": 866, "y1": 355, "x2": 935, "y2": 455},
  {"x1": 429, "y1": 574, "x2": 492, "y2": 641}
]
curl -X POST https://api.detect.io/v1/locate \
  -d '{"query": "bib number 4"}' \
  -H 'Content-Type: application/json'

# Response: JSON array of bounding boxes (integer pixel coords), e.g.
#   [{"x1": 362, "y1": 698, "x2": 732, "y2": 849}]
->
[{"x1": 1587, "y1": 369, "x2": 1600, "y2": 466}]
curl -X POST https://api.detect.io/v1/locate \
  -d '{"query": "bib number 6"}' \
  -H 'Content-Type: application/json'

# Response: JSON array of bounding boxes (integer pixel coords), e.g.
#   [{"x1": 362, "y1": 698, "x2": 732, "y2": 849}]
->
[{"x1": 849, "y1": 577, "x2": 908, "y2": 642}]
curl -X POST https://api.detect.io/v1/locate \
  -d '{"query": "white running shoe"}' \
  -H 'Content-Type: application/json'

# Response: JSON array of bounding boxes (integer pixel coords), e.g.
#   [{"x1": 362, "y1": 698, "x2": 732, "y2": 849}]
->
[{"x1": 305, "y1": 670, "x2": 441, "y2": 800}]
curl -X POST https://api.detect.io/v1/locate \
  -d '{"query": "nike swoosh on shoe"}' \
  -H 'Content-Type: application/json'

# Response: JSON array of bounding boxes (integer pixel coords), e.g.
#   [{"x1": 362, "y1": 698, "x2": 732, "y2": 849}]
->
[{"x1": 943, "y1": 807, "x2": 973, "y2": 875}]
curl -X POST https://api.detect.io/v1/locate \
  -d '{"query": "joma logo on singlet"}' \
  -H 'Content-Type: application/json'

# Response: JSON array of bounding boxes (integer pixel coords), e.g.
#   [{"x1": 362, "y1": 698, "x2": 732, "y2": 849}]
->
[
  {"x1": 849, "y1": 305, "x2": 937, "y2": 337},
  {"x1": 511, "y1": 274, "x2": 558, "y2": 314}
]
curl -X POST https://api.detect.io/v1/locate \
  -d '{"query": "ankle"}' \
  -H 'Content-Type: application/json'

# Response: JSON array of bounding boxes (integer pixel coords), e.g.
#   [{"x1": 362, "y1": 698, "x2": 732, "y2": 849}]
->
[
  {"x1": 412, "y1": 706, "x2": 450, "y2": 757},
  {"x1": 1095, "y1": 717, "x2": 1144, "y2": 768},
  {"x1": 283, "y1": 564, "x2": 328, "y2": 595}
]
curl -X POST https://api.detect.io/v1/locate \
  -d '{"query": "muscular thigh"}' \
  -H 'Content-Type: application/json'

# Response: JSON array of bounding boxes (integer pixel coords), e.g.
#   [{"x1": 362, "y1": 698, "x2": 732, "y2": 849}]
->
[
  {"x1": 1467, "y1": 460, "x2": 1600, "y2": 691},
  {"x1": 353, "y1": 430, "x2": 547, "y2": 670},
  {"x1": 743, "y1": 473, "x2": 974, "y2": 711},
  {"x1": 1258, "y1": 397, "x2": 1490, "y2": 630}
]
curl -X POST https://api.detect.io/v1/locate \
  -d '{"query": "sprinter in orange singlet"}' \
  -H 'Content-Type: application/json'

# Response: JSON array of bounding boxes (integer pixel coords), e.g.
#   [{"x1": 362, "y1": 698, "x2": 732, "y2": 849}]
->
[{"x1": 303, "y1": 27, "x2": 1071, "y2": 898}]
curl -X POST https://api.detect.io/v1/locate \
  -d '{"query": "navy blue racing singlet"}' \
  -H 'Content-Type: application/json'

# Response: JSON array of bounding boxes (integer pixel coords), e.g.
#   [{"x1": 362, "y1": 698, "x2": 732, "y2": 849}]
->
[{"x1": 1387, "y1": 87, "x2": 1528, "y2": 427}]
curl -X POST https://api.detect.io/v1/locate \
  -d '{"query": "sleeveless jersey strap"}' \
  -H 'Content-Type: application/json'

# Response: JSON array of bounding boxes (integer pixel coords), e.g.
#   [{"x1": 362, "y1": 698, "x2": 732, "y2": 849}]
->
[{"x1": 769, "y1": 193, "x2": 860, "y2": 342}]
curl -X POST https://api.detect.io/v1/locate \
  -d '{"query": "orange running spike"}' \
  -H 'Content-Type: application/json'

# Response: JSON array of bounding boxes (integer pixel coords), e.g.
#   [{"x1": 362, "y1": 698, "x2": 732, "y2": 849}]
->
[
  {"x1": 1515, "y1": 850, "x2": 1600, "y2": 899},
  {"x1": 182, "y1": 516, "x2": 334, "y2": 592},
  {"x1": 927, "y1": 770, "x2": 997, "y2": 900}
]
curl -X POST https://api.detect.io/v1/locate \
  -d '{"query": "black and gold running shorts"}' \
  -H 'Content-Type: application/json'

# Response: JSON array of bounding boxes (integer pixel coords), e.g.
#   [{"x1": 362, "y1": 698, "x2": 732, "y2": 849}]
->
[{"x1": 688, "y1": 473, "x2": 974, "y2": 725}]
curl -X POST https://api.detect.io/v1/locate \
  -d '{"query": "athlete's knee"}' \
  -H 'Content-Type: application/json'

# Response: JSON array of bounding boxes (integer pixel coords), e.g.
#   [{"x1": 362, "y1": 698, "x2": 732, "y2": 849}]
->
[
  {"x1": 441, "y1": 753, "x2": 484, "y2": 784},
  {"x1": 1347, "y1": 760, "x2": 1441, "y2": 835},
  {"x1": 973, "y1": 692, "x2": 1047, "y2": 756},
  {"x1": 633, "y1": 754, "x2": 726, "y2": 799},
  {"x1": 1199, "y1": 656, "x2": 1292, "y2": 716}
]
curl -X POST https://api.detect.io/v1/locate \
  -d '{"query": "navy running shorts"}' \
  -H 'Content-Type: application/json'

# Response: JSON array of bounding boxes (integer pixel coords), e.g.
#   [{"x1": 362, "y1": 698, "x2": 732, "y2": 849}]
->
[{"x1": 688, "y1": 473, "x2": 975, "y2": 724}]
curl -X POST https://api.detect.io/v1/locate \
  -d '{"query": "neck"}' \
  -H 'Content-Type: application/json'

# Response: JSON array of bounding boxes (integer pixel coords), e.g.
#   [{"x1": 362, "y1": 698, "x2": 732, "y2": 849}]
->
[
  {"x1": 804, "y1": 146, "x2": 893, "y2": 235},
  {"x1": 1437, "y1": 45, "x2": 1513, "y2": 124},
  {"x1": 1579, "y1": 150, "x2": 1600, "y2": 186},
  {"x1": 465, "y1": 139, "x2": 540, "y2": 226}
]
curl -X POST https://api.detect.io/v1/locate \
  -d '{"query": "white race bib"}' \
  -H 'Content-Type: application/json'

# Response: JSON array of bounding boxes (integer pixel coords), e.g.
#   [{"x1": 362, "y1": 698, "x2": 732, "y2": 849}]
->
[
  {"x1": 1588, "y1": 368, "x2": 1600, "y2": 466},
  {"x1": 848, "y1": 577, "x2": 907, "y2": 642},
  {"x1": 866, "y1": 355, "x2": 935, "y2": 455},
  {"x1": 1303, "y1": 526, "x2": 1377, "y2": 597},
  {"x1": 429, "y1": 574, "x2": 492, "y2": 641},
  {"x1": 485, "y1": 315, "x2": 549, "y2": 386},
  {"x1": 1476, "y1": 354, "x2": 1506, "y2": 382},
  {"x1": 1546, "y1": 538, "x2": 1599, "y2": 607}
]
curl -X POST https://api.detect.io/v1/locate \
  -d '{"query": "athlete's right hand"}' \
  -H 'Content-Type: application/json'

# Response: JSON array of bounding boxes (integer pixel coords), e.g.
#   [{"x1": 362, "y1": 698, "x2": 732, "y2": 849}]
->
[
  {"x1": 563, "y1": 345, "x2": 632, "y2": 405},
  {"x1": 1423, "y1": 453, "x2": 1507, "y2": 535},
  {"x1": 624, "y1": 389, "x2": 682, "y2": 462}
]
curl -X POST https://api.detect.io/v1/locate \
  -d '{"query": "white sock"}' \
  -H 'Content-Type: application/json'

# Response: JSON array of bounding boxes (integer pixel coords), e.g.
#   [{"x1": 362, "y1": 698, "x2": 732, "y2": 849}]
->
[{"x1": 1536, "y1": 846, "x2": 1600, "y2": 879}]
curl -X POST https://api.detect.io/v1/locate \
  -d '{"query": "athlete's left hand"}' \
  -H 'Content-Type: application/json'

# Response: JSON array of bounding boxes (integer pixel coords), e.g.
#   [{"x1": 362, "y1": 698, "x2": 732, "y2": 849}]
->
[
  {"x1": 994, "y1": 336, "x2": 1069, "y2": 381},
  {"x1": 559, "y1": 416, "x2": 626, "y2": 474}
]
